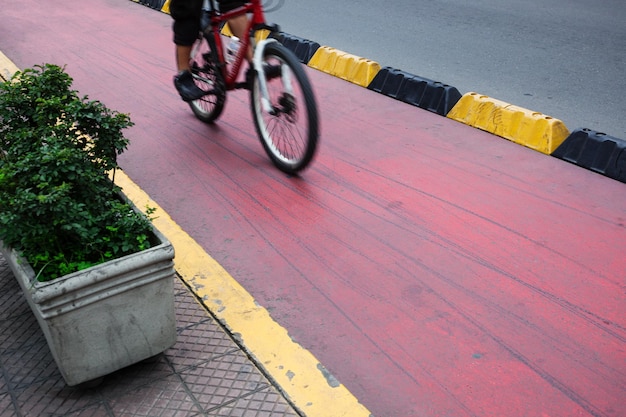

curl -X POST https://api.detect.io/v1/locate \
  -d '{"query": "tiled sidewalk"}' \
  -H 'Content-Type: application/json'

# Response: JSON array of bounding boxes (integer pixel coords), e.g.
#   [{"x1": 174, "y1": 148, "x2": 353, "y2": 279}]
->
[{"x1": 0, "y1": 254, "x2": 301, "y2": 417}]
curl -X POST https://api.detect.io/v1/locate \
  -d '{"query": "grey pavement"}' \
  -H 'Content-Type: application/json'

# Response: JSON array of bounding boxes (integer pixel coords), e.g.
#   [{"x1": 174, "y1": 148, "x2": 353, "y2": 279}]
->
[{"x1": 0, "y1": 254, "x2": 301, "y2": 417}]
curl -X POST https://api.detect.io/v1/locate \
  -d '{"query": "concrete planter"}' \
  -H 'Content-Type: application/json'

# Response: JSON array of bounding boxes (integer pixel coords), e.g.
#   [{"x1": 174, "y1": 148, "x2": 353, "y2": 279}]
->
[{"x1": 0, "y1": 225, "x2": 177, "y2": 386}]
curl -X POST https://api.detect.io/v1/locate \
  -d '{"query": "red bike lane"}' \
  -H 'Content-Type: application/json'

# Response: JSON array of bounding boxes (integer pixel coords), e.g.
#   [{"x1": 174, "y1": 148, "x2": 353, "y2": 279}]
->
[{"x1": 1, "y1": 1, "x2": 624, "y2": 416}]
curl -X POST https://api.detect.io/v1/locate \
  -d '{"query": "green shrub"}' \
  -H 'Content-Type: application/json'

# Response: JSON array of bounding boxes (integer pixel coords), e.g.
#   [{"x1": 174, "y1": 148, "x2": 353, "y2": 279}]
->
[{"x1": 0, "y1": 64, "x2": 155, "y2": 281}]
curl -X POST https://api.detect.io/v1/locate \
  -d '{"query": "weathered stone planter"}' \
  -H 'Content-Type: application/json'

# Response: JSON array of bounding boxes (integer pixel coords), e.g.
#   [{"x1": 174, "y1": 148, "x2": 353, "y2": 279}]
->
[{"x1": 0, "y1": 226, "x2": 177, "y2": 386}]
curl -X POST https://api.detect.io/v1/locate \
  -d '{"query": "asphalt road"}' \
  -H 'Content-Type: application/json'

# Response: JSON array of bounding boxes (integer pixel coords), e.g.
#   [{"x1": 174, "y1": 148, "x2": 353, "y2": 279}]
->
[{"x1": 267, "y1": 0, "x2": 626, "y2": 138}]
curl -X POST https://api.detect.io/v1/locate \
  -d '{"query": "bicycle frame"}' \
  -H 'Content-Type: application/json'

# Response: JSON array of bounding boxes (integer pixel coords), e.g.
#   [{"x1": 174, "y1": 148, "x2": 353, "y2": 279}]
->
[
  {"x1": 204, "y1": 0, "x2": 276, "y2": 90},
  {"x1": 190, "y1": 0, "x2": 319, "y2": 173}
]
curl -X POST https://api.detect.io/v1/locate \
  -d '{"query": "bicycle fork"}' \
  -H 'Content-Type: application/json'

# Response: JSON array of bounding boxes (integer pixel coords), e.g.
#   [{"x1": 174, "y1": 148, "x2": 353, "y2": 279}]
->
[{"x1": 253, "y1": 38, "x2": 294, "y2": 116}]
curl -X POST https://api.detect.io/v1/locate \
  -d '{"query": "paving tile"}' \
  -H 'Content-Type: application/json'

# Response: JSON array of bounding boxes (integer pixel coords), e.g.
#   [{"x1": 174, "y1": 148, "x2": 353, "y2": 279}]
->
[
  {"x1": 0, "y1": 392, "x2": 18, "y2": 417},
  {"x1": 0, "y1": 263, "x2": 29, "y2": 321},
  {"x1": 0, "y1": 337, "x2": 60, "y2": 389},
  {"x1": 166, "y1": 318, "x2": 240, "y2": 372},
  {"x1": 107, "y1": 372, "x2": 203, "y2": 417},
  {"x1": 212, "y1": 387, "x2": 300, "y2": 417},
  {"x1": 180, "y1": 351, "x2": 271, "y2": 413},
  {"x1": 174, "y1": 285, "x2": 214, "y2": 330},
  {"x1": 58, "y1": 402, "x2": 113, "y2": 417},
  {"x1": 0, "y1": 311, "x2": 42, "y2": 353},
  {"x1": 96, "y1": 355, "x2": 177, "y2": 399},
  {"x1": 0, "y1": 254, "x2": 301, "y2": 417},
  {"x1": 12, "y1": 376, "x2": 103, "y2": 417}
]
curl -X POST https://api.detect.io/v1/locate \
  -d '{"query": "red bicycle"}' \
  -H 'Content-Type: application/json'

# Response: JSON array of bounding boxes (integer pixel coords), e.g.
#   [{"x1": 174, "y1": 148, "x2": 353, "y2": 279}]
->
[{"x1": 188, "y1": 0, "x2": 319, "y2": 174}]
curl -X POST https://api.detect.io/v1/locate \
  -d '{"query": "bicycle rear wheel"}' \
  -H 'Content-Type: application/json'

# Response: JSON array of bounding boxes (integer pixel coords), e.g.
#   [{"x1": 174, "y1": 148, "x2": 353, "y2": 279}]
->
[
  {"x1": 188, "y1": 35, "x2": 226, "y2": 124},
  {"x1": 250, "y1": 42, "x2": 319, "y2": 174}
]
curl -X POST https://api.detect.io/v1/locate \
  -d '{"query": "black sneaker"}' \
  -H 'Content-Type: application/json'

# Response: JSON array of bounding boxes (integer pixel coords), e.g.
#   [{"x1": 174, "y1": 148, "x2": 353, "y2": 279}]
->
[{"x1": 173, "y1": 70, "x2": 205, "y2": 102}]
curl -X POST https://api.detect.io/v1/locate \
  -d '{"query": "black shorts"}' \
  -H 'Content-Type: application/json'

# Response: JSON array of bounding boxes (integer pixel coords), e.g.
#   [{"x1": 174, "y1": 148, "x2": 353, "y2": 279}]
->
[
  {"x1": 218, "y1": 0, "x2": 245, "y2": 13},
  {"x1": 170, "y1": 0, "x2": 246, "y2": 46},
  {"x1": 170, "y1": 0, "x2": 203, "y2": 46}
]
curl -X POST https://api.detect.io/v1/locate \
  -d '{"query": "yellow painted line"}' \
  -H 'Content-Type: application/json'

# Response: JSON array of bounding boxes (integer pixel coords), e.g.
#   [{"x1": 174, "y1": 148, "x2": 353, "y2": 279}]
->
[
  {"x1": 0, "y1": 50, "x2": 370, "y2": 417},
  {"x1": 115, "y1": 171, "x2": 372, "y2": 417},
  {"x1": 308, "y1": 46, "x2": 381, "y2": 88},
  {"x1": 447, "y1": 92, "x2": 570, "y2": 155},
  {"x1": 0, "y1": 51, "x2": 19, "y2": 81}
]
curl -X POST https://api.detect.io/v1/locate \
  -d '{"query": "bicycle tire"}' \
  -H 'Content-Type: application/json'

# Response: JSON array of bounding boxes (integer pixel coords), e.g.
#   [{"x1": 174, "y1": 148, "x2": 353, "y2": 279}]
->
[
  {"x1": 188, "y1": 35, "x2": 226, "y2": 124},
  {"x1": 250, "y1": 42, "x2": 319, "y2": 174}
]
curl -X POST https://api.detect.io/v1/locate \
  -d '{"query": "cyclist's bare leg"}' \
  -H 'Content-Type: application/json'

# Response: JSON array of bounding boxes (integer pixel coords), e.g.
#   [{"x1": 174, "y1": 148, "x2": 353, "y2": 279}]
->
[
  {"x1": 176, "y1": 44, "x2": 193, "y2": 72},
  {"x1": 174, "y1": 43, "x2": 206, "y2": 101},
  {"x1": 227, "y1": 15, "x2": 253, "y2": 61}
]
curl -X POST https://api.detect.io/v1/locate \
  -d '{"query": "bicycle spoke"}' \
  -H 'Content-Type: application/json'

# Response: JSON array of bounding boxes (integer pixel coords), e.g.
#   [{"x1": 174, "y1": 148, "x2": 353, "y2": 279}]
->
[
  {"x1": 250, "y1": 42, "x2": 318, "y2": 174},
  {"x1": 188, "y1": 36, "x2": 226, "y2": 123}
]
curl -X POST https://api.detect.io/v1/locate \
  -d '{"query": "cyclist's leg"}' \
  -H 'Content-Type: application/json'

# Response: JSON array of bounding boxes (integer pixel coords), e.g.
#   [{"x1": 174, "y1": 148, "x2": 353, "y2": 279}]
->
[
  {"x1": 218, "y1": 0, "x2": 252, "y2": 60},
  {"x1": 170, "y1": 0, "x2": 205, "y2": 101},
  {"x1": 176, "y1": 45, "x2": 193, "y2": 73}
]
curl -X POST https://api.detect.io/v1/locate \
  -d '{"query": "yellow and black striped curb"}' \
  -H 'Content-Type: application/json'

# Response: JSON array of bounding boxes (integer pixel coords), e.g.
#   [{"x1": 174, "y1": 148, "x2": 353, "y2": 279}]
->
[
  {"x1": 133, "y1": 0, "x2": 626, "y2": 183},
  {"x1": 302, "y1": 42, "x2": 626, "y2": 183}
]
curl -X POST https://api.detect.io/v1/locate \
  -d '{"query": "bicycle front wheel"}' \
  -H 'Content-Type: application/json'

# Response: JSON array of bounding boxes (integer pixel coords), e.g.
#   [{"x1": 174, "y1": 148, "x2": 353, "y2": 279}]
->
[
  {"x1": 189, "y1": 35, "x2": 226, "y2": 124},
  {"x1": 250, "y1": 42, "x2": 319, "y2": 174}
]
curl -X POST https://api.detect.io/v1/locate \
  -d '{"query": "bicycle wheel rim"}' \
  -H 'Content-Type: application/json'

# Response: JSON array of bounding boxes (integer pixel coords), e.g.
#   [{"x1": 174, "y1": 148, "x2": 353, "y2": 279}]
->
[
  {"x1": 189, "y1": 38, "x2": 225, "y2": 123},
  {"x1": 251, "y1": 44, "x2": 318, "y2": 173}
]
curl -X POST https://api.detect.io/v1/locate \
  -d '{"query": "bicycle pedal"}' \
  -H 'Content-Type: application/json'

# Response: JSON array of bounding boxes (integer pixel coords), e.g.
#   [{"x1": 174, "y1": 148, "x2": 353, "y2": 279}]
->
[{"x1": 234, "y1": 81, "x2": 250, "y2": 90}]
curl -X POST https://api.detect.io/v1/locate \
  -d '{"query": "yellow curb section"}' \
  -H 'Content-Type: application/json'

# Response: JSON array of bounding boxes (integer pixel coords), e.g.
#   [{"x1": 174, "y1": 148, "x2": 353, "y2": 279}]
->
[
  {"x1": 114, "y1": 171, "x2": 372, "y2": 417},
  {"x1": 447, "y1": 92, "x2": 570, "y2": 155},
  {"x1": 161, "y1": 0, "x2": 171, "y2": 14},
  {"x1": 221, "y1": 24, "x2": 270, "y2": 42},
  {"x1": 308, "y1": 46, "x2": 381, "y2": 88},
  {"x1": 221, "y1": 23, "x2": 234, "y2": 36},
  {"x1": 136, "y1": 0, "x2": 570, "y2": 157},
  {"x1": 0, "y1": 51, "x2": 19, "y2": 82}
]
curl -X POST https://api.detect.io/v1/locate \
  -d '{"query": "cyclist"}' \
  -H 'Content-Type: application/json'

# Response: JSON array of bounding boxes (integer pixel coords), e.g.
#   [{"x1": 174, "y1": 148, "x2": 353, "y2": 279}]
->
[{"x1": 170, "y1": 0, "x2": 248, "y2": 102}]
